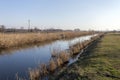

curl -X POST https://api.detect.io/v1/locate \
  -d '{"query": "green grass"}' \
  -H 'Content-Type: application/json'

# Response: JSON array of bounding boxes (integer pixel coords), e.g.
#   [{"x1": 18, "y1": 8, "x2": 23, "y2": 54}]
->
[{"x1": 54, "y1": 33, "x2": 120, "y2": 80}]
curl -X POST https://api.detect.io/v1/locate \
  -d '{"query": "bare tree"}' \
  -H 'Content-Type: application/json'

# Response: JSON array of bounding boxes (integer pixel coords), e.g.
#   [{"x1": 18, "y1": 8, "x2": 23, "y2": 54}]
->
[{"x1": 0, "y1": 25, "x2": 5, "y2": 32}]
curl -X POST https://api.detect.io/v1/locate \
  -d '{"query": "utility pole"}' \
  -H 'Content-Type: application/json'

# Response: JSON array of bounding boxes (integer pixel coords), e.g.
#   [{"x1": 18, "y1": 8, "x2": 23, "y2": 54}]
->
[{"x1": 28, "y1": 19, "x2": 30, "y2": 31}]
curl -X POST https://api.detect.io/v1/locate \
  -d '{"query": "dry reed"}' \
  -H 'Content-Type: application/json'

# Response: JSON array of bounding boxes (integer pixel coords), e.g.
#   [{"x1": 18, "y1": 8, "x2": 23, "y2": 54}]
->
[
  {"x1": 0, "y1": 31, "x2": 93, "y2": 49},
  {"x1": 59, "y1": 51, "x2": 70, "y2": 63},
  {"x1": 28, "y1": 33, "x2": 104, "y2": 80},
  {"x1": 56, "y1": 57, "x2": 63, "y2": 67},
  {"x1": 49, "y1": 59, "x2": 57, "y2": 72},
  {"x1": 29, "y1": 68, "x2": 40, "y2": 80}
]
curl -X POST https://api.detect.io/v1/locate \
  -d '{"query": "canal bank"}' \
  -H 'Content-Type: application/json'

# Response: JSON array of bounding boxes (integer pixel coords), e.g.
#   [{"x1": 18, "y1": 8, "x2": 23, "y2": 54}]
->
[
  {"x1": 0, "y1": 34, "x2": 98, "y2": 80},
  {"x1": 53, "y1": 33, "x2": 120, "y2": 80}
]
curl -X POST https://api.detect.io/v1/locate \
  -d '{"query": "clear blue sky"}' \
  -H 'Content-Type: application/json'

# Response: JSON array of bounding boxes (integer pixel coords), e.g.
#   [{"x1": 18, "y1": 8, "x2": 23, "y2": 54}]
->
[{"x1": 0, "y1": 0, "x2": 120, "y2": 30}]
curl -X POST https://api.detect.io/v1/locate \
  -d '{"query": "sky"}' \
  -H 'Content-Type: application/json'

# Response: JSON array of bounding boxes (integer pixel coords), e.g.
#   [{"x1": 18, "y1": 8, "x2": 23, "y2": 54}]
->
[{"x1": 0, "y1": 0, "x2": 120, "y2": 30}]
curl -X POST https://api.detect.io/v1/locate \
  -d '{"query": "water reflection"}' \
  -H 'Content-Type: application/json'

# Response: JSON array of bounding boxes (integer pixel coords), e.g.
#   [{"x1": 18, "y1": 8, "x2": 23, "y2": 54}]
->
[{"x1": 0, "y1": 34, "x2": 96, "y2": 80}]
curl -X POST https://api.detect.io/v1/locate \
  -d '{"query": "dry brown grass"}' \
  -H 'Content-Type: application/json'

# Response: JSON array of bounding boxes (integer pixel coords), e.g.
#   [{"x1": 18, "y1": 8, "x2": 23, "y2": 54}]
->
[
  {"x1": 29, "y1": 64, "x2": 48, "y2": 80},
  {"x1": 59, "y1": 51, "x2": 70, "y2": 63},
  {"x1": 28, "y1": 33, "x2": 104, "y2": 80},
  {"x1": 28, "y1": 50, "x2": 70, "y2": 79},
  {"x1": 48, "y1": 51, "x2": 70, "y2": 72},
  {"x1": 29, "y1": 68, "x2": 40, "y2": 80},
  {"x1": 69, "y1": 43, "x2": 83, "y2": 55},
  {"x1": 69, "y1": 33, "x2": 104, "y2": 55},
  {"x1": 39, "y1": 64, "x2": 48, "y2": 76},
  {"x1": 56, "y1": 57, "x2": 63, "y2": 67},
  {"x1": 51, "y1": 48, "x2": 60, "y2": 57},
  {"x1": 49, "y1": 59, "x2": 57, "y2": 72},
  {"x1": 0, "y1": 31, "x2": 93, "y2": 49}
]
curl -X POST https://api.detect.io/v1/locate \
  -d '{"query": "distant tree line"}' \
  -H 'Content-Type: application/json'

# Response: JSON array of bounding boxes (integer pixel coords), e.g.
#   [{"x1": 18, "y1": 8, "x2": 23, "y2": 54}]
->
[
  {"x1": 0, "y1": 25, "x2": 65, "y2": 33},
  {"x1": 1, "y1": 25, "x2": 116, "y2": 33}
]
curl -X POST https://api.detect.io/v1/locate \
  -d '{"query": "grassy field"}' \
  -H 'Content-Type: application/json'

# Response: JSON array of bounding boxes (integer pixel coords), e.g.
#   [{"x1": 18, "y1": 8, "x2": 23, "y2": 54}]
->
[
  {"x1": 0, "y1": 31, "x2": 93, "y2": 50},
  {"x1": 53, "y1": 33, "x2": 120, "y2": 80}
]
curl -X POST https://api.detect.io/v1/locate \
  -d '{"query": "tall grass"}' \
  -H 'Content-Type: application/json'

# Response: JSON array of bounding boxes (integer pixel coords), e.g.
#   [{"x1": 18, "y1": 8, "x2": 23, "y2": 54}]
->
[
  {"x1": 69, "y1": 33, "x2": 104, "y2": 56},
  {"x1": 49, "y1": 59, "x2": 57, "y2": 72},
  {"x1": 29, "y1": 64, "x2": 48, "y2": 80},
  {"x1": 28, "y1": 33, "x2": 104, "y2": 80},
  {"x1": 0, "y1": 31, "x2": 93, "y2": 49},
  {"x1": 56, "y1": 57, "x2": 63, "y2": 67},
  {"x1": 59, "y1": 51, "x2": 70, "y2": 63},
  {"x1": 29, "y1": 68, "x2": 40, "y2": 80},
  {"x1": 53, "y1": 33, "x2": 120, "y2": 80}
]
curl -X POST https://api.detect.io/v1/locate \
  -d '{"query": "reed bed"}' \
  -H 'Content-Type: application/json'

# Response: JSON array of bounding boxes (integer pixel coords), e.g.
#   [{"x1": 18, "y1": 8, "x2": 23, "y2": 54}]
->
[
  {"x1": 28, "y1": 33, "x2": 104, "y2": 80},
  {"x1": 29, "y1": 64, "x2": 48, "y2": 80},
  {"x1": 29, "y1": 51, "x2": 70, "y2": 80},
  {"x1": 29, "y1": 68, "x2": 40, "y2": 80},
  {"x1": 0, "y1": 31, "x2": 93, "y2": 49},
  {"x1": 69, "y1": 33, "x2": 104, "y2": 55}
]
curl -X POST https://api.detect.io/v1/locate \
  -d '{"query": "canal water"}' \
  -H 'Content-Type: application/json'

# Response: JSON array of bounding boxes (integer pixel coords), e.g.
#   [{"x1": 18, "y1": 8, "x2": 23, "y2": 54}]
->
[{"x1": 0, "y1": 34, "x2": 96, "y2": 80}]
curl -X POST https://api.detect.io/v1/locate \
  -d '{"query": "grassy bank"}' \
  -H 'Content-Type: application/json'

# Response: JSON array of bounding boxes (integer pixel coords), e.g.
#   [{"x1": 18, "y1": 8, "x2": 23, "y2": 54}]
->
[
  {"x1": 53, "y1": 33, "x2": 120, "y2": 80},
  {"x1": 0, "y1": 31, "x2": 94, "y2": 50},
  {"x1": 27, "y1": 33, "x2": 103, "y2": 80}
]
